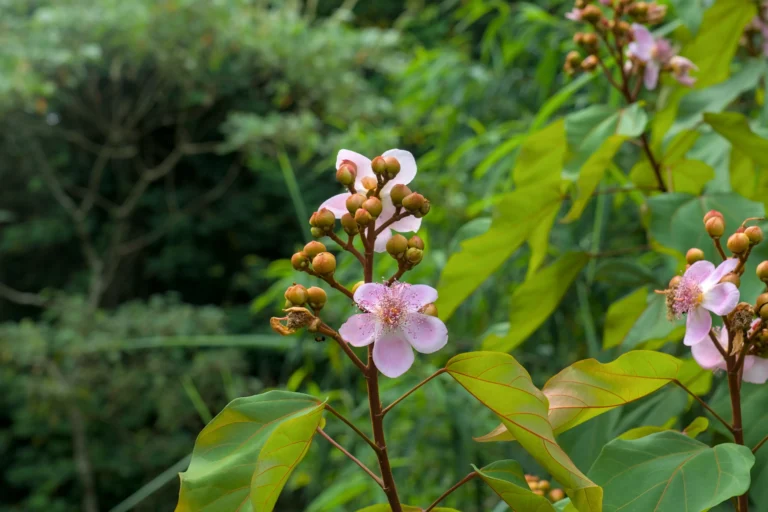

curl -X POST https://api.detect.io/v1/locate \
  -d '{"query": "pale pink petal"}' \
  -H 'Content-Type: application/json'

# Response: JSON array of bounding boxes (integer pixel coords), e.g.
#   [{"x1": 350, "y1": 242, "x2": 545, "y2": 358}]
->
[
  {"x1": 377, "y1": 194, "x2": 421, "y2": 233},
  {"x1": 701, "y1": 258, "x2": 740, "y2": 289},
  {"x1": 339, "y1": 314, "x2": 377, "y2": 347},
  {"x1": 402, "y1": 313, "x2": 448, "y2": 354},
  {"x1": 373, "y1": 332, "x2": 415, "y2": 378},
  {"x1": 701, "y1": 283, "x2": 739, "y2": 315},
  {"x1": 336, "y1": 149, "x2": 374, "y2": 191},
  {"x1": 630, "y1": 24, "x2": 654, "y2": 60},
  {"x1": 381, "y1": 149, "x2": 417, "y2": 190},
  {"x1": 378, "y1": 194, "x2": 397, "y2": 221},
  {"x1": 684, "y1": 260, "x2": 715, "y2": 284},
  {"x1": 644, "y1": 61, "x2": 660, "y2": 90},
  {"x1": 390, "y1": 215, "x2": 421, "y2": 233},
  {"x1": 691, "y1": 336, "x2": 725, "y2": 370},
  {"x1": 354, "y1": 283, "x2": 387, "y2": 310},
  {"x1": 565, "y1": 8, "x2": 582, "y2": 21},
  {"x1": 373, "y1": 228, "x2": 393, "y2": 253},
  {"x1": 674, "y1": 74, "x2": 696, "y2": 87},
  {"x1": 399, "y1": 284, "x2": 438, "y2": 310},
  {"x1": 684, "y1": 306, "x2": 712, "y2": 346},
  {"x1": 320, "y1": 192, "x2": 352, "y2": 218},
  {"x1": 743, "y1": 357, "x2": 768, "y2": 384}
]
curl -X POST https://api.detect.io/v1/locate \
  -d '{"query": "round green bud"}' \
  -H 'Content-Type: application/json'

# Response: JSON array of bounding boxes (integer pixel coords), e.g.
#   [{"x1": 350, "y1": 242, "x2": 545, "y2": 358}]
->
[
  {"x1": 757, "y1": 261, "x2": 768, "y2": 282},
  {"x1": 720, "y1": 273, "x2": 740, "y2": 287},
  {"x1": 371, "y1": 156, "x2": 387, "y2": 175},
  {"x1": 309, "y1": 211, "x2": 319, "y2": 227},
  {"x1": 705, "y1": 217, "x2": 725, "y2": 238},
  {"x1": 757, "y1": 293, "x2": 768, "y2": 320},
  {"x1": 362, "y1": 196, "x2": 383, "y2": 218},
  {"x1": 746, "y1": 226, "x2": 763, "y2": 245},
  {"x1": 284, "y1": 284, "x2": 308, "y2": 306},
  {"x1": 384, "y1": 156, "x2": 400, "y2": 177},
  {"x1": 310, "y1": 227, "x2": 325, "y2": 238},
  {"x1": 406, "y1": 247, "x2": 423, "y2": 264},
  {"x1": 361, "y1": 176, "x2": 378, "y2": 191},
  {"x1": 303, "y1": 241, "x2": 326, "y2": 259},
  {"x1": 401, "y1": 192, "x2": 426, "y2": 213},
  {"x1": 418, "y1": 199, "x2": 431, "y2": 217},
  {"x1": 336, "y1": 163, "x2": 357, "y2": 186},
  {"x1": 566, "y1": 50, "x2": 582, "y2": 67},
  {"x1": 390, "y1": 184, "x2": 412, "y2": 206},
  {"x1": 686, "y1": 248, "x2": 705, "y2": 264},
  {"x1": 346, "y1": 193, "x2": 366, "y2": 215},
  {"x1": 341, "y1": 213, "x2": 359, "y2": 234},
  {"x1": 291, "y1": 252, "x2": 310, "y2": 271},
  {"x1": 408, "y1": 235, "x2": 424, "y2": 250},
  {"x1": 315, "y1": 208, "x2": 336, "y2": 230},
  {"x1": 312, "y1": 252, "x2": 336, "y2": 275},
  {"x1": 354, "y1": 208, "x2": 373, "y2": 226},
  {"x1": 386, "y1": 234, "x2": 408, "y2": 257},
  {"x1": 420, "y1": 303, "x2": 438, "y2": 317},
  {"x1": 307, "y1": 286, "x2": 327, "y2": 310},
  {"x1": 727, "y1": 233, "x2": 750, "y2": 254}
]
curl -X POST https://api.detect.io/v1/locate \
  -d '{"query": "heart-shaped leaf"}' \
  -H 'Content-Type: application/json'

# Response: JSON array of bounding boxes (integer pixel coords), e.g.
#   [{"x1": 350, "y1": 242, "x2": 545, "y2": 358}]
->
[{"x1": 474, "y1": 460, "x2": 556, "y2": 512}]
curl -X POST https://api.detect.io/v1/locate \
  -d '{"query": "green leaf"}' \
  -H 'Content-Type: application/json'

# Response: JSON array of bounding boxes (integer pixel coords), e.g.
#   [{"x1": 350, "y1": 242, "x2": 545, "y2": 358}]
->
[
  {"x1": 617, "y1": 423, "x2": 672, "y2": 441},
  {"x1": 482, "y1": 252, "x2": 589, "y2": 353},
  {"x1": 588, "y1": 432, "x2": 755, "y2": 511},
  {"x1": 662, "y1": 129, "x2": 700, "y2": 161},
  {"x1": 620, "y1": 292, "x2": 684, "y2": 351},
  {"x1": 355, "y1": 507, "x2": 455, "y2": 512},
  {"x1": 513, "y1": 120, "x2": 565, "y2": 188},
  {"x1": 602, "y1": 287, "x2": 649, "y2": 349},
  {"x1": 446, "y1": 352, "x2": 603, "y2": 512},
  {"x1": 474, "y1": 460, "x2": 556, "y2": 512},
  {"x1": 176, "y1": 391, "x2": 323, "y2": 512},
  {"x1": 669, "y1": 0, "x2": 703, "y2": 34},
  {"x1": 563, "y1": 136, "x2": 625, "y2": 222},
  {"x1": 682, "y1": 417, "x2": 709, "y2": 438},
  {"x1": 704, "y1": 111, "x2": 768, "y2": 167}
]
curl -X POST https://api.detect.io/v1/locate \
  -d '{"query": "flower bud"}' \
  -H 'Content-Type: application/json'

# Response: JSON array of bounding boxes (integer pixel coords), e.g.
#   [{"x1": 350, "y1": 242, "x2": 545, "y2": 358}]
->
[
  {"x1": 354, "y1": 208, "x2": 373, "y2": 226},
  {"x1": 315, "y1": 208, "x2": 336, "y2": 230},
  {"x1": 386, "y1": 234, "x2": 409, "y2": 257},
  {"x1": 757, "y1": 261, "x2": 768, "y2": 282},
  {"x1": 402, "y1": 192, "x2": 426, "y2": 213},
  {"x1": 617, "y1": 20, "x2": 631, "y2": 34},
  {"x1": 361, "y1": 176, "x2": 378, "y2": 191},
  {"x1": 346, "y1": 193, "x2": 366, "y2": 215},
  {"x1": 408, "y1": 235, "x2": 425, "y2": 250},
  {"x1": 341, "y1": 213, "x2": 359, "y2": 234},
  {"x1": 309, "y1": 211, "x2": 319, "y2": 226},
  {"x1": 582, "y1": 33, "x2": 598, "y2": 46},
  {"x1": 384, "y1": 156, "x2": 401, "y2": 177},
  {"x1": 582, "y1": 4, "x2": 602, "y2": 22},
  {"x1": 284, "y1": 284, "x2": 309, "y2": 306},
  {"x1": 549, "y1": 489, "x2": 566, "y2": 502},
  {"x1": 420, "y1": 303, "x2": 438, "y2": 317},
  {"x1": 757, "y1": 293, "x2": 768, "y2": 320},
  {"x1": 720, "y1": 273, "x2": 741, "y2": 287},
  {"x1": 307, "y1": 286, "x2": 327, "y2": 310},
  {"x1": 312, "y1": 252, "x2": 336, "y2": 275},
  {"x1": 524, "y1": 474, "x2": 539, "y2": 484},
  {"x1": 686, "y1": 248, "x2": 705, "y2": 264},
  {"x1": 303, "y1": 241, "x2": 326, "y2": 259},
  {"x1": 414, "y1": 199, "x2": 431, "y2": 217},
  {"x1": 703, "y1": 210, "x2": 724, "y2": 223},
  {"x1": 629, "y1": 1, "x2": 648, "y2": 16},
  {"x1": 362, "y1": 196, "x2": 383, "y2": 218},
  {"x1": 310, "y1": 227, "x2": 325, "y2": 238},
  {"x1": 406, "y1": 247, "x2": 423, "y2": 264},
  {"x1": 566, "y1": 50, "x2": 582, "y2": 68},
  {"x1": 371, "y1": 156, "x2": 387, "y2": 175},
  {"x1": 746, "y1": 226, "x2": 763, "y2": 245},
  {"x1": 727, "y1": 233, "x2": 750, "y2": 254},
  {"x1": 668, "y1": 275, "x2": 682, "y2": 288},
  {"x1": 581, "y1": 55, "x2": 598, "y2": 71},
  {"x1": 538, "y1": 480, "x2": 551, "y2": 492},
  {"x1": 533, "y1": 490, "x2": 546, "y2": 497},
  {"x1": 291, "y1": 251, "x2": 310, "y2": 271},
  {"x1": 390, "y1": 184, "x2": 412, "y2": 206},
  {"x1": 336, "y1": 162, "x2": 357, "y2": 186},
  {"x1": 351, "y1": 281, "x2": 364, "y2": 293},
  {"x1": 705, "y1": 216, "x2": 725, "y2": 238}
]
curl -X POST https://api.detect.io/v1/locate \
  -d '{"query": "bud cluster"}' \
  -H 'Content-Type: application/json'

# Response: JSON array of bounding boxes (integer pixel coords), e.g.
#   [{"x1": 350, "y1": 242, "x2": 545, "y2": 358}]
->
[
  {"x1": 292, "y1": 241, "x2": 338, "y2": 278},
  {"x1": 386, "y1": 234, "x2": 426, "y2": 268},
  {"x1": 524, "y1": 474, "x2": 566, "y2": 503}
]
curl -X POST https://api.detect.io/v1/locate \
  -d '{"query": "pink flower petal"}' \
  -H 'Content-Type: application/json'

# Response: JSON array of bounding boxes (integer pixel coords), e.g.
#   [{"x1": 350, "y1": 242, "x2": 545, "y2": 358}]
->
[
  {"x1": 684, "y1": 306, "x2": 712, "y2": 346},
  {"x1": 743, "y1": 357, "x2": 768, "y2": 384},
  {"x1": 701, "y1": 282, "x2": 739, "y2": 315},
  {"x1": 381, "y1": 149, "x2": 417, "y2": 190},
  {"x1": 399, "y1": 284, "x2": 438, "y2": 310},
  {"x1": 336, "y1": 149, "x2": 374, "y2": 190},
  {"x1": 630, "y1": 24, "x2": 654, "y2": 60},
  {"x1": 402, "y1": 313, "x2": 448, "y2": 354},
  {"x1": 684, "y1": 260, "x2": 715, "y2": 284},
  {"x1": 373, "y1": 332, "x2": 415, "y2": 378},
  {"x1": 565, "y1": 8, "x2": 582, "y2": 21},
  {"x1": 354, "y1": 283, "x2": 388, "y2": 310},
  {"x1": 339, "y1": 313, "x2": 377, "y2": 347},
  {"x1": 320, "y1": 192, "x2": 352, "y2": 218},
  {"x1": 691, "y1": 335, "x2": 725, "y2": 370},
  {"x1": 644, "y1": 61, "x2": 660, "y2": 90},
  {"x1": 390, "y1": 215, "x2": 421, "y2": 233},
  {"x1": 701, "y1": 258, "x2": 739, "y2": 289},
  {"x1": 373, "y1": 228, "x2": 392, "y2": 253}
]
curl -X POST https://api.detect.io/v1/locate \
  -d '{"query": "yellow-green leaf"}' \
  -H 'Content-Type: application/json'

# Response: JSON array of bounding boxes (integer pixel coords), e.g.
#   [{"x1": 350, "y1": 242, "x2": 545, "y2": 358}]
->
[
  {"x1": 562, "y1": 136, "x2": 625, "y2": 222},
  {"x1": 482, "y1": 252, "x2": 590, "y2": 353},
  {"x1": 356, "y1": 507, "x2": 457, "y2": 512},
  {"x1": 446, "y1": 352, "x2": 603, "y2": 512},
  {"x1": 704, "y1": 111, "x2": 768, "y2": 167},
  {"x1": 474, "y1": 460, "x2": 556, "y2": 512},
  {"x1": 602, "y1": 287, "x2": 648, "y2": 349},
  {"x1": 682, "y1": 416, "x2": 709, "y2": 438},
  {"x1": 514, "y1": 119, "x2": 566, "y2": 188}
]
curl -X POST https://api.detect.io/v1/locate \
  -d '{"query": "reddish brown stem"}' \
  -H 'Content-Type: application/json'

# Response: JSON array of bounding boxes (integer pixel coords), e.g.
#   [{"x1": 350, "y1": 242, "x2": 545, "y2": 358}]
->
[
  {"x1": 709, "y1": 330, "x2": 729, "y2": 359},
  {"x1": 374, "y1": 209, "x2": 411, "y2": 236},
  {"x1": 424, "y1": 472, "x2": 477, "y2": 511},
  {"x1": 754, "y1": 434, "x2": 768, "y2": 454},
  {"x1": 673, "y1": 379, "x2": 734, "y2": 434},
  {"x1": 306, "y1": 269, "x2": 355, "y2": 301},
  {"x1": 324, "y1": 403, "x2": 379, "y2": 453},
  {"x1": 316, "y1": 428, "x2": 383, "y2": 487},
  {"x1": 386, "y1": 264, "x2": 407, "y2": 286},
  {"x1": 328, "y1": 230, "x2": 365, "y2": 265},
  {"x1": 317, "y1": 323, "x2": 366, "y2": 372},
  {"x1": 713, "y1": 238, "x2": 728, "y2": 261},
  {"x1": 726, "y1": 348, "x2": 748, "y2": 511}
]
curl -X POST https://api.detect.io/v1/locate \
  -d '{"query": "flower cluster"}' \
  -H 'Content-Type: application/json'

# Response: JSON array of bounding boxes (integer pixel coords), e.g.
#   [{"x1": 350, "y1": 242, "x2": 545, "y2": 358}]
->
[
  {"x1": 662, "y1": 210, "x2": 768, "y2": 383},
  {"x1": 626, "y1": 24, "x2": 696, "y2": 89},
  {"x1": 742, "y1": 2, "x2": 768, "y2": 57}
]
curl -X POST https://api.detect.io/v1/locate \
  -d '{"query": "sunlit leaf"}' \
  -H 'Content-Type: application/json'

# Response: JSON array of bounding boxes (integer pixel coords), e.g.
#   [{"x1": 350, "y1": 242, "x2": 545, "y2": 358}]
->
[
  {"x1": 588, "y1": 432, "x2": 754, "y2": 511},
  {"x1": 682, "y1": 417, "x2": 709, "y2": 438},
  {"x1": 602, "y1": 287, "x2": 648, "y2": 349},
  {"x1": 704, "y1": 111, "x2": 768, "y2": 167},
  {"x1": 446, "y1": 352, "x2": 603, "y2": 512},
  {"x1": 474, "y1": 460, "x2": 556, "y2": 512}
]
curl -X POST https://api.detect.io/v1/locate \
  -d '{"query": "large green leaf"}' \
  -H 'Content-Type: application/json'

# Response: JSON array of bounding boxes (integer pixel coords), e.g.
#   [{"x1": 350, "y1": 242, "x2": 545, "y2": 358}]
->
[
  {"x1": 446, "y1": 352, "x2": 603, "y2": 512},
  {"x1": 483, "y1": 252, "x2": 590, "y2": 353},
  {"x1": 176, "y1": 391, "x2": 323, "y2": 512},
  {"x1": 588, "y1": 432, "x2": 754, "y2": 511},
  {"x1": 514, "y1": 119, "x2": 566, "y2": 188},
  {"x1": 704, "y1": 112, "x2": 768, "y2": 167},
  {"x1": 602, "y1": 287, "x2": 648, "y2": 349},
  {"x1": 474, "y1": 460, "x2": 556, "y2": 512}
]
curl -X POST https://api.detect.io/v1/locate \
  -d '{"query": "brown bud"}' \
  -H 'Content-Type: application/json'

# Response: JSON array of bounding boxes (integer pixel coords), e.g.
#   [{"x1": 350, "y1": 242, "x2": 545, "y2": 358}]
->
[
  {"x1": 757, "y1": 261, "x2": 768, "y2": 282},
  {"x1": 312, "y1": 252, "x2": 336, "y2": 275},
  {"x1": 705, "y1": 216, "x2": 725, "y2": 238},
  {"x1": 538, "y1": 480, "x2": 551, "y2": 492},
  {"x1": 406, "y1": 247, "x2": 423, "y2": 264},
  {"x1": 573, "y1": 32, "x2": 586, "y2": 45},
  {"x1": 303, "y1": 241, "x2": 327, "y2": 259},
  {"x1": 629, "y1": 1, "x2": 648, "y2": 16},
  {"x1": 524, "y1": 474, "x2": 539, "y2": 484},
  {"x1": 310, "y1": 227, "x2": 325, "y2": 238},
  {"x1": 284, "y1": 284, "x2": 309, "y2": 306},
  {"x1": 291, "y1": 252, "x2": 310, "y2": 271},
  {"x1": 384, "y1": 156, "x2": 401, "y2": 177},
  {"x1": 420, "y1": 303, "x2": 438, "y2": 317},
  {"x1": 668, "y1": 275, "x2": 682, "y2": 288},
  {"x1": 533, "y1": 489, "x2": 546, "y2": 497},
  {"x1": 617, "y1": 20, "x2": 631, "y2": 34},
  {"x1": 408, "y1": 235, "x2": 425, "y2": 250},
  {"x1": 361, "y1": 176, "x2": 378, "y2": 190},
  {"x1": 418, "y1": 199, "x2": 431, "y2": 217},
  {"x1": 386, "y1": 234, "x2": 409, "y2": 257},
  {"x1": 346, "y1": 193, "x2": 366, "y2": 215},
  {"x1": 686, "y1": 248, "x2": 705, "y2": 264},
  {"x1": 315, "y1": 208, "x2": 336, "y2": 230},
  {"x1": 720, "y1": 273, "x2": 741, "y2": 287},
  {"x1": 582, "y1": 4, "x2": 603, "y2": 22},
  {"x1": 402, "y1": 192, "x2": 426, "y2": 213},
  {"x1": 581, "y1": 55, "x2": 599, "y2": 71},
  {"x1": 341, "y1": 213, "x2": 359, "y2": 235},
  {"x1": 757, "y1": 293, "x2": 768, "y2": 320},
  {"x1": 703, "y1": 210, "x2": 724, "y2": 223},
  {"x1": 371, "y1": 156, "x2": 387, "y2": 175},
  {"x1": 354, "y1": 208, "x2": 373, "y2": 226},
  {"x1": 582, "y1": 32, "x2": 598, "y2": 46},
  {"x1": 307, "y1": 286, "x2": 327, "y2": 310},
  {"x1": 549, "y1": 489, "x2": 566, "y2": 502},
  {"x1": 566, "y1": 50, "x2": 582, "y2": 67},
  {"x1": 351, "y1": 281, "x2": 364, "y2": 293},
  {"x1": 727, "y1": 233, "x2": 750, "y2": 254},
  {"x1": 336, "y1": 162, "x2": 357, "y2": 186},
  {"x1": 731, "y1": 302, "x2": 754, "y2": 331},
  {"x1": 746, "y1": 226, "x2": 764, "y2": 245},
  {"x1": 390, "y1": 184, "x2": 412, "y2": 206},
  {"x1": 362, "y1": 196, "x2": 383, "y2": 218}
]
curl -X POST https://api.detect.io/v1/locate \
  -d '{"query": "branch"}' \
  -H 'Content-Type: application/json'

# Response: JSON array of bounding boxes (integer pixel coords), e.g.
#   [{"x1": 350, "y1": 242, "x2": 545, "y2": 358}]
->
[
  {"x1": 709, "y1": 329, "x2": 729, "y2": 359},
  {"x1": 713, "y1": 237, "x2": 728, "y2": 261},
  {"x1": 673, "y1": 379, "x2": 734, "y2": 434},
  {"x1": 324, "y1": 403, "x2": 380, "y2": 453},
  {"x1": 305, "y1": 269, "x2": 355, "y2": 301},
  {"x1": 0, "y1": 282, "x2": 48, "y2": 307},
  {"x1": 327, "y1": 231, "x2": 365, "y2": 266},
  {"x1": 316, "y1": 323, "x2": 367, "y2": 372},
  {"x1": 424, "y1": 472, "x2": 477, "y2": 512},
  {"x1": 374, "y1": 209, "x2": 411, "y2": 236},
  {"x1": 754, "y1": 434, "x2": 768, "y2": 454},
  {"x1": 316, "y1": 428, "x2": 383, "y2": 487},
  {"x1": 382, "y1": 369, "x2": 446, "y2": 416}
]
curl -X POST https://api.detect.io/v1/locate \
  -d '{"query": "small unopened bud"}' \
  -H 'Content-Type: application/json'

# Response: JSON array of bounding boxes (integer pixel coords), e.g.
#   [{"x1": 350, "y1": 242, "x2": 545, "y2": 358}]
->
[
  {"x1": 549, "y1": 489, "x2": 566, "y2": 502},
  {"x1": 705, "y1": 217, "x2": 725, "y2": 238},
  {"x1": 390, "y1": 184, "x2": 412, "y2": 206},
  {"x1": 346, "y1": 193, "x2": 366, "y2": 215},
  {"x1": 361, "y1": 176, "x2": 378, "y2": 190},
  {"x1": 617, "y1": 20, "x2": 631, "y2": 34},
  {"x1": 285, "y1": 284, "x2": 309, "y2": 306},
  {"x1": 668, "y1": 275, "x2": 682, "y2": 288},
  {"x1": 533, "y1": 490, "x2": 546, "y2": 497},
  {"x1": 538, "y1": 480, "x2": 551, "y2": 492},
  {"x1": 757, "y1": 293, "x2": 768, "y2": 320},
  {"x1": 406, "y1": 247, "x2": 423, "y2": 264},
  {"x1": 383, "y1": 156, "x2": 401, "y2": 177},
  {"x1": 720, "y1": 273, "x2": 741, "y2": 287},
  {"x1": 310, "y1": 227, "x2": 325, "y2": 238},
  {"x1": 341, "y1": 213, "x2": 359, "y2": 234},
  {"x1": 315, "y1": 208, "x2": 336, "y2": 230},
  {"x1": 573, "y1": 32, "x2": 586, "y2": 45},
  {"x1": 336, "y1": 163, "x2": 357, "y2": 186},
  {"x1": 524, "y1": 474, "x2": 539, "y2": 484},
  {"x1": 408, "y1": 235, "x2": 425, "y2": 250},
  {"x1": 351, "y1": 281, "x2": 364, "y2": 293},
  {"x1": 686, "y1": 248, "x2": 705, "y2": 264},
  {"x1": 746, "y1": 226, "x2": 763, "y2": 245},
  {"x1": 703, "y1": 210, "x2": 724, "y2": 224},
  {"x1": 354, "y1": 208, "x2": 373, "y2": 226},
  {"x1": 757, "y1": 261, "x2": 768, "y2": 282},
  {"x1": 418, "y1": 200, "x2": 431, "y2": 217},
  {"x1": 371, "y1": 156, "x2": 387, "y2": 175},
  {"x1": 727, "y1": 233, "x2": 750, "y2": 254},
  {"x1": 581, "y1": 55, "x2": 599, "y2": 71},
  {"x1": 386, "y1": 234, "x2": 409, "y2": 257},
  {"x1": 582, "y1": 33, "x2": 598, "y2": 46},
  {"x1": 629, "y1": 2, "x2": 648, "y2": 16},
  {"x1": 566, "y1": 50, "x2": 582, "y2": 67},
  {"x1": 402, "y1": 192, "x2": 426, "y2": 213},
  {"x1": 362, "y1": 197, "x2": 383, "y2": 218},
  {"x1": 581, "y1": 4, "x2": 602, "y2": 22},
  {"x1": 312, "y1": 252, "x2": 336, "y2": 275},
  {"x1": 291, "y1": 252, "x2": 310, "y2": 271},
  {"x1": 309, "y1": 211, "x2": 319, "y2": 226},
  {"x1": 304, "y1": 241, "x2": 327, "y2": 259},
  {"x1": 307, "y1": 286, "x2": 327, "y2": 310},
  {"x1": 420, "y1": 303, "x2": 438, "y2": 317}
]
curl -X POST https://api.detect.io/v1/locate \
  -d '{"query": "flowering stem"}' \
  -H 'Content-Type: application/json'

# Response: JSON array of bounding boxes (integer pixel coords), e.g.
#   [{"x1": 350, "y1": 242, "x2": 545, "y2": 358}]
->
[
  {"x1": 708, "y1": 329, "x2": 729, "y2": 359},
  {"x1": 726, "y1": 349, "x2": 748, "y2": 511},
  {"x1": 713, "y1": 237, "x2": 728, "y2": 261},
  {"x1": 381, "y1": 368, "x2": 446, "y2": 417},
  {"x1": 424, "y1": 472, "x2": 477, "y2": 511},
  {"x1": 315, "y1": 427, "x2": 384, "y2": 488},
  {"x1": 639, "y1": 133, "x2": 667, "y2": 193},
  {"x1": 307, "y1": 270, "x2": 355, "y2": 301},
  {"x1": 672, "y1": 379, "x2": 735, "y2": 434},
  {"x1": 374, "y1": 209, "x2": 411, "y2": 237},
  {"x1": 327, "y1": 231, "x2": 365, "y2": 265},
  {"x1": 386, "y1": 264, "x2": 407, "y2": 286},
  {"x1": 324, "y1": 403, "x2": 379, "y2": 453}
]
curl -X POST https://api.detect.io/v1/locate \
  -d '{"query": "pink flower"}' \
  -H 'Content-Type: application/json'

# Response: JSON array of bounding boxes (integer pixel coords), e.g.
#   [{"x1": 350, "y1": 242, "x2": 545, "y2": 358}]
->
[
  {"x1": 669, "y1": 56, "x2": 698, "y2": 87},
  {"x1": 627, "y1": 24, "x2": 674, "y2": 89},
  {"x1": 671, "y1": 259, "x2": 740, "y2": 346},
  {"x1": 565, "y1": 8, "x2": 583, "y2": 21},
  {"x1": 319, "y1": 149, "x2": 421, "y2": 253},
  {"x1": 692, "y1": 323, "x2": 768, "y2": 384},
  {"x1": 599, "y1": 0, "x2": 612, "y2": 5},
  {"x1": 339, "y1": 282, "x2": 448, "y2": 378}
]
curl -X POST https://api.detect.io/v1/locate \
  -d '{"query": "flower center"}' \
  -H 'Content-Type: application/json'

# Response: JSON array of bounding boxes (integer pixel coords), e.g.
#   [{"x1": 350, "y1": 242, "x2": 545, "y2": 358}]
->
[
  {"x1": 374, "y1": 291, "x2": 408, "y2": 330},
  {"x1": 671, "y1": 277, "x2": 703, "y2": 317}
]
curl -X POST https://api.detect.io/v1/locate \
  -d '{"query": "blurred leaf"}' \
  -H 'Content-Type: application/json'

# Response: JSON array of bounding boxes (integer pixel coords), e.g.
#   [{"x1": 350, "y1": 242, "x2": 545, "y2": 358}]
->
[
  {"x1": 446, "y1": 352, "x2": 603, "y2": 512},
  {"x1": 632, "y1": 159, "x2": 714, "y2": 195},
  {"x1": 588, "y1": 432, "x2": 754, "y2": 511},
  {"x1": 483, "y1": 252, "x2": 589, "y2": 353},
  {"x1": 704, "y1": 111, "x2": 768, "y2": 167},
  {"x1": 620, "y1": 292, "x2": 684, "y2": 351},
  {"x1": 74, "y1": 334, "x2": 292, "y2": 353},
  {"x1": 355, "y1": 507, "x2": 451, "y2": 512},
  {"x1": 617, "y1": 421, "x2": 674, "y2": 441},
  {"x1": 514, "y1": 119, "x2": 566, "y2": 188},
  {"x1": 474, "y1": 460, "x2": 556, "y2": 512},
  {"x1": 677, "y1": 357, "x2": 713, "y2": 396},
  {"x1": 558, "y1": 410, "x2": 621, "y2": 475},
  {"x1": 602, "y1": 287, "x2": 648, "y2": 349},
  {"x1": 682, "y1": 417, "x2": 709, "y2": 438},
  {"x1": 669, "y1": 0, "x2": 704, "y2": 34},
  {"x1": 305, "y1": 473, "x2": 370, "y2": 512}
]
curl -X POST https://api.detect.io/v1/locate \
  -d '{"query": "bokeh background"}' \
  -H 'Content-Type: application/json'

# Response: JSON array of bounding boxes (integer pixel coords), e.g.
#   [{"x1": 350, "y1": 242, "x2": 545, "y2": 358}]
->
[{"x1": 1, "y1": 1, "x2": 764, "y2": 511}]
